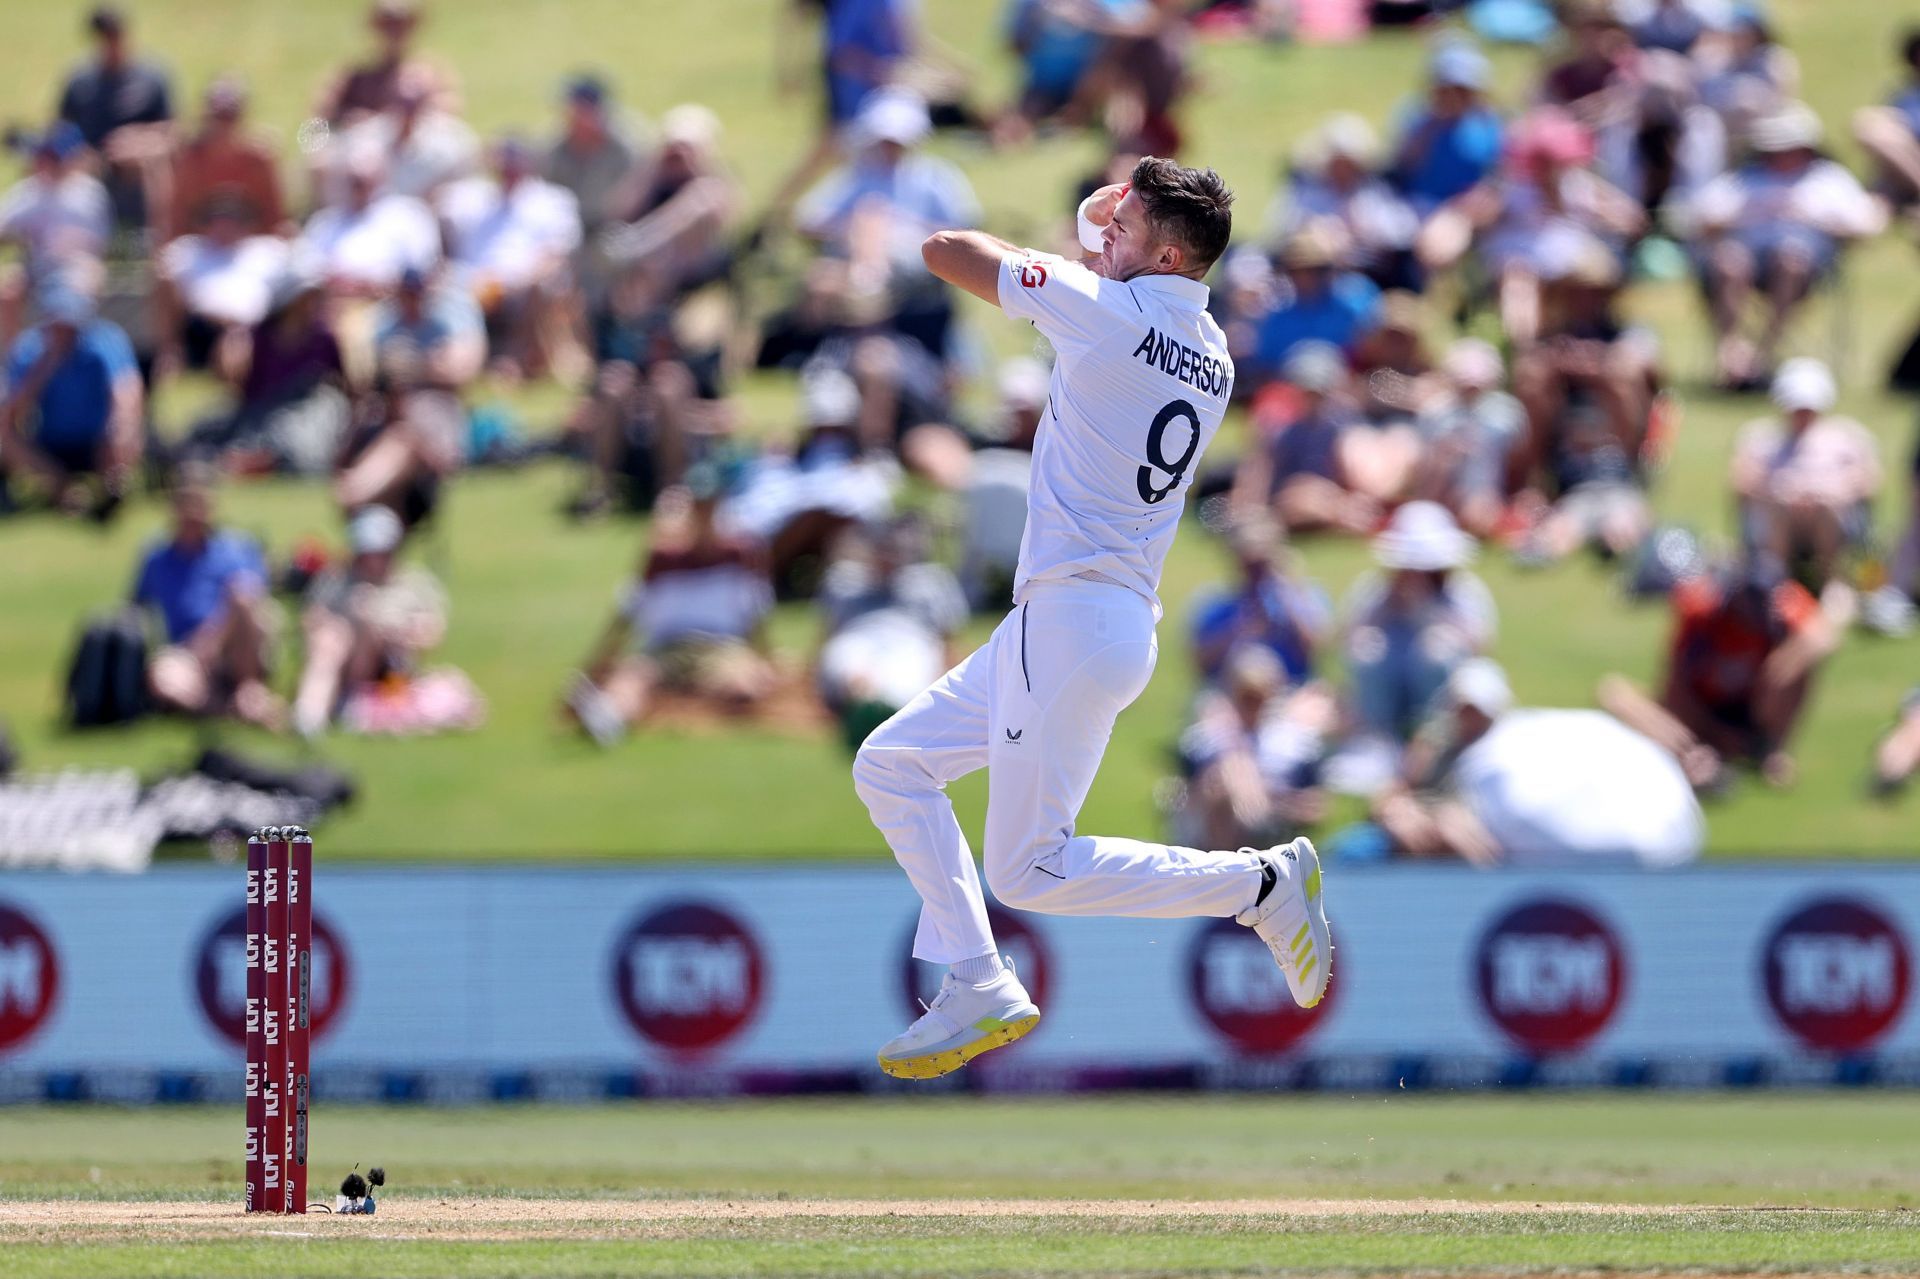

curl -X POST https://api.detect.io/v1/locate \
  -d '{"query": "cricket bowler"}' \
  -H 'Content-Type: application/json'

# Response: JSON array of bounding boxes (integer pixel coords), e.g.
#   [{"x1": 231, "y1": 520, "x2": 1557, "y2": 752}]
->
[{"x1": 852, "y1": 156, "x2": 1332, "y2": 1080}]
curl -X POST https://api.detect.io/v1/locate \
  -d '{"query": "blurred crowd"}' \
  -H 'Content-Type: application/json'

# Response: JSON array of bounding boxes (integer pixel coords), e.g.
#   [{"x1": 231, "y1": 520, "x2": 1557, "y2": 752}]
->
[{"x1": 5, "y1": 0, "x2": 1920, "y2": 865}]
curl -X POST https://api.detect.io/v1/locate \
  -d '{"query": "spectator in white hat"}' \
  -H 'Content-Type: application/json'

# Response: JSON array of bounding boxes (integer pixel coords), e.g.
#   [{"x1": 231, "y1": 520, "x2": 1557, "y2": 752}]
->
[
  {"x1": 1270, "y1": 113, "x2": 1419, "y2": 291},
  {"x1": 292, "y1": 502, "x2": 446, "y2": 738},
  {"x1": 1374, "y1": 658, "x2": 1703, "y2": 867},
  {"x1": 1731, "y1": 358, "x2": 1880, "y2": 593},
  {"x1": 1331, "y1": 501, "x2": 1496, "y2": 793},
  {"x1": 1684, "y1": 101, "x2": 1884, "y2": 389},
  {"x1": 601, "y1": 104, "x2": 740, "y2": 306},
  {"x1": 793, "y1": 90, "x2": 979, "y2": 358}
]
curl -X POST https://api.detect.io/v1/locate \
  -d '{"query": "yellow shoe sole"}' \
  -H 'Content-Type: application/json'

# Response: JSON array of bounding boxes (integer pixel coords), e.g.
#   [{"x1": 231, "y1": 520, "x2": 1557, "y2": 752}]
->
[{"x1": 877, "y1": 1013, "x2": 1041, "y2": 1080}]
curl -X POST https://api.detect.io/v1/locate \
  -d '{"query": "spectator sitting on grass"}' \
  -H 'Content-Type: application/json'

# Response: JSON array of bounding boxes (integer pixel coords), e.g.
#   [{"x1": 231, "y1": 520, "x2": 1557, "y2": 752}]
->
[
  {"x1": 1270, "y1": 114, "x2": 1420, "y2": 293},
  {"x1": 337, "y1": 62, "x2": 479, "y2": 202},
  {"x1": 1370, "y1": 658, "x2": 1703, "y2": 866},
  {"x1": 132, "y1": 466, "x2": 283, "y2": 730},
  {"x1": 1684, "y1": 102, "x2": 1884, "y2": 390},
  {"x1": 564, "y1": 466, "x2": 776, "y2": 745},
  {"x1": 998, "y1": 0, "x2": 1112, "y2": 145},
  {"x1": 794, "y1": 90, "x2": 980, "y2": 360},
  {"x1": 1175, "y1": 645, "x2": 1333, "y2": 852},
  {"x1": 369, "y1": 266, "x2": 486, "y2": 392},
  {"x1": 1248, "y1": 225, "x2": 1380, "y2": 383},
  {"x1": 1511, "y1": 246, "x2": 1662, "y2": 488},
  {"x1": 0, "y1": 276, "x2": 140, "y2": 520},
  {"x1": 1233, "y1": 341, "x2": 1388, "y2": 536},
  {"x1": 601, "y1": 105, "x2": 739, "y2": 310},
  {"x1": 1598, "y1": 553, "x2": 1836, "y2": 791},
  {"x1": 560, "y1": 256, "x2": 725, "y2": 519},
  {"x1": 290, "y1": 504, "x2": 447, "y2": 739},
  {"x1": 1330, "y1": 501, "x2": 1496, "y2": 794},
  {"x1": 165, "y1": 77, "x2": 287, "y2": 244},
  {"x1": 180, "y1": 265, "x2": 352, "y2": 476},
  {"x1": 1351, "y1": 290, "x2": 1439, "y2": 431},
  {"x1": 1412, "y1": 338, "x2": 1525, "y2": 540},
  {"x1": 815, "y1": 515, "x2": 966, "y2": 750},
  {"x1": 334, "y1": 344, "x2": 465, "y2": 533},
  {"x1": 1387, "y1": 41, "x2": 1505, "y2": 217},
  {"x1": 56, "y1": 5, "x2": 174, "y2": 231},
  {"x1": 545, "y1": 73, "x2": 645, "y2": 309},
  {"x1": 1731, "y1": 358, "x2": 1880, "y2": 596},
  {"x1": 1190, "y1": 513, "x2": 1331, "y2": 688},
  {"x1": 1872, "y1": 688, "x2": 1920, "y2": 798},
  {"x1": 439, "y1": 135, "x2": 585, "y2": 380},
  {"x1": 317, "y1": 0, "x2": 455, "y2": 128},
  {"x1": 300, "y1": 147, "x2": 441, "y2": 301},
  {"x1": 0, "y1": 123, "x2": 109, "y2": 350},
  {"x1": 1854, "y1": 27, "x2": 1920, "y2": 213},
  {"x1": 725, "y1": 368, "x2": 899, "y2": 594},
  {"x1": 1417, "y1": 108, "x2": 1644, "y2": 347},
  {"x1": 152, "y1": 191, "x2": 291, "y2": 385}
]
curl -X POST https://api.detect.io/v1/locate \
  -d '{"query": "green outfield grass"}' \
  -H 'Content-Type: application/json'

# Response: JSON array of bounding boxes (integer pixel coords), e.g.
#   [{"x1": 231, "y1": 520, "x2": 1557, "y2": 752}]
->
[
  {"x1": 4, "y1": 1095, "x2": 1920, "y2": 1276},
  {"x1": 1, "y1": 0, "x2": 1917, "y2": 858}
]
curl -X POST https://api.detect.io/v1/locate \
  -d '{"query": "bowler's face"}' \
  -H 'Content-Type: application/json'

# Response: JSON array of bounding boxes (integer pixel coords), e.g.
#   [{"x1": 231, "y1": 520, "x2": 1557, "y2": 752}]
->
[{"x1": 1101, "y1": 190, "x2": 1170, "y2": 282}]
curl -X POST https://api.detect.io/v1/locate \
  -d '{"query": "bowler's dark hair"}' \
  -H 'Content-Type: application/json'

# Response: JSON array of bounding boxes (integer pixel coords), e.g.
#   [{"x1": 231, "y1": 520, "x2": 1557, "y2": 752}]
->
[{"x1": 1129, "y1": 156, "x2": 1234, "y2": 273}]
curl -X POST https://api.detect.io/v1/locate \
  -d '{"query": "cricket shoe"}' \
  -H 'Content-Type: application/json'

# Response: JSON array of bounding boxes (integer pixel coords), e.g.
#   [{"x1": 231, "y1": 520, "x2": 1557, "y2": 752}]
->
[
  {"x1": 877, "y1": 961, "x2": 1041, "y2": 1080},
  {"x1": 1236, "y1": 836, "x2": 1332, "y2": 1008}
]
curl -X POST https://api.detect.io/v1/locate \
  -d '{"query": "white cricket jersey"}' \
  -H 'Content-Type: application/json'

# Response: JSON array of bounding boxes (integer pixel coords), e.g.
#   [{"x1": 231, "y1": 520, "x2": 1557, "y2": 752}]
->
[{"x1": 997, "y1": 250, "x2": 1233, "y2": 619}]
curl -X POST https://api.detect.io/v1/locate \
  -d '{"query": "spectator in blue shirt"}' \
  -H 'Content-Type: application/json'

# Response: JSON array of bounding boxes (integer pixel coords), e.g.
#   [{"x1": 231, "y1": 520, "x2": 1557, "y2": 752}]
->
[
  {"x1": 1250, "y1": 225, "x2": 1382, "y2": 381},
  {"x1": 0, "y1": 279, "x2": 142, "y2": 519},
  {"x1": 1001, "y1": 0, "x2": 1113, "y2": 142},
  {"x1": 795, "y1": 90, "x2": 980, "y2": 357},
  {"x1": 132, "y1": 467, "x2": 283, "y2": 728},
  {"x1": 371, "y1": 266, "x2": 486, "y2": 391},
  {"x1": 1854, "y1": 27, "x2": 1920, "y2": 213},
  {"x1": 818, "y1": 0, "x2": 917, "y2": 128},
  {"x1": 1388, "y1": 42, "x2": 1505, "y2": 215},
  {"x1": 1191, "y1": 514, "x2": 1332, "y2": 687}
]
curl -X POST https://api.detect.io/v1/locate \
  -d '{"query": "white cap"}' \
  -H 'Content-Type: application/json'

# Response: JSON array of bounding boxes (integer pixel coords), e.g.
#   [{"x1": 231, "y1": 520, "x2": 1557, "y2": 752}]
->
[
  {"x1": 1320, "y1": 113, "x2": 1379, "y2": 165},
  {"x1": 1372, "y1": 500, "x2": 1475, "y2": 571},
  {"x1": 1770, "y1": 357, "x2": 1835, "y2": 413},
  {"x1": 1748, "y1": 101, "x2": 1823, "y2": 153},
  {"x1": 1448, "y1": 657, "x2": 1513, "y2": 717},
  {"x1": 348, "y1": 504, "x2": 405, "y2": 555},
  {"x1": 803, "y1": 368, "x2": 861, "y2": 427},
  {"x1": 660, "y1": 103, "x2": 721, "y2": 152},
  {"x1": 854, "y1": 89, "x2": 930, "y2": 148}
]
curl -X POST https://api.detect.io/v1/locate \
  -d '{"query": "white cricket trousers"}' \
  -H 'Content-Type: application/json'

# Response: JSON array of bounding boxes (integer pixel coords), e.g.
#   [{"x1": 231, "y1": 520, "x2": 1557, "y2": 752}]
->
[{"x1": 853, "y1": 577, "x2": 1266, "y2": 965}]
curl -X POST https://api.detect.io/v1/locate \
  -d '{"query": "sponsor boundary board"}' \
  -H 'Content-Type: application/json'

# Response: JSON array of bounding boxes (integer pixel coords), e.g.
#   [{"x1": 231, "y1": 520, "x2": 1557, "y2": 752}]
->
[{"x1": 0, "y1": 865, "x2": 1916, "y2": 1100}]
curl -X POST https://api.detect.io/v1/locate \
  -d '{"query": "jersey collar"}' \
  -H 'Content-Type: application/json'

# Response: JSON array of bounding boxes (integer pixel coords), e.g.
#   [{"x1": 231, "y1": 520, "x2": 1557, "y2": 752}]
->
[{"x1": 1125, "y1": 273, "x2": 1210, "y2": 310}]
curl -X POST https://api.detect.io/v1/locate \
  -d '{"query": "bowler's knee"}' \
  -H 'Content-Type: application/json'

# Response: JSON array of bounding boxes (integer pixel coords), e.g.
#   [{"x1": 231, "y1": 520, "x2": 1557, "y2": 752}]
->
[
  {"x1": 983, "y1": 836, "x2": 1065, "y2": 912},
  {"x1": 850, "y1": 740, "x2": 896, "y2": 808}
]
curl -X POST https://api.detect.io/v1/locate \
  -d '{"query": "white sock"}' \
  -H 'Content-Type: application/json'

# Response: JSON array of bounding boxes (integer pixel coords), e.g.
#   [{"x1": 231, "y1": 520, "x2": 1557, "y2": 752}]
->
[{"x1": 952, "y1": 953, "x2": 1005, "y2": 984}]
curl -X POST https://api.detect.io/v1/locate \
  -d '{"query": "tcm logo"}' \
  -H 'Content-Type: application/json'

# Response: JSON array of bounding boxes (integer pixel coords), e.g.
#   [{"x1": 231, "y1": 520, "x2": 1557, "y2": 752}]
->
[
  {"x1": 1186, "y1": 917, "x2": 1333, "y2": 1055},
  {"x1": 1018, "y1": 258, "x2": 1049, "y2": 289},
  {"x1": 194, "y1": 907, "x2": 350, "y2": 1048},
  {"x1": 1762, "y1": 898, "x2": 1911, "y2": 1053},
  {"x1": 1475, "y1": 899, "x2": 1625, "y2": 1055},
  {"x1": 899, "y1": 904, "x2": 1052, "y2": 1025},
  {"x1": 612, "y1": 902, "x2": 764, "y2": 1055},
  {"x1": 0, "y1": 904, "x2": 59, "y2": 1053}
]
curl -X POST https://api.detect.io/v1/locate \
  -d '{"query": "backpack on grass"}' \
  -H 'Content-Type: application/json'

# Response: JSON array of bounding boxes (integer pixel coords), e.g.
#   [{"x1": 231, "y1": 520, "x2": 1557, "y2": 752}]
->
[{"x1": 64, "y1": 609, "x2": 151, "y2": 728}]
